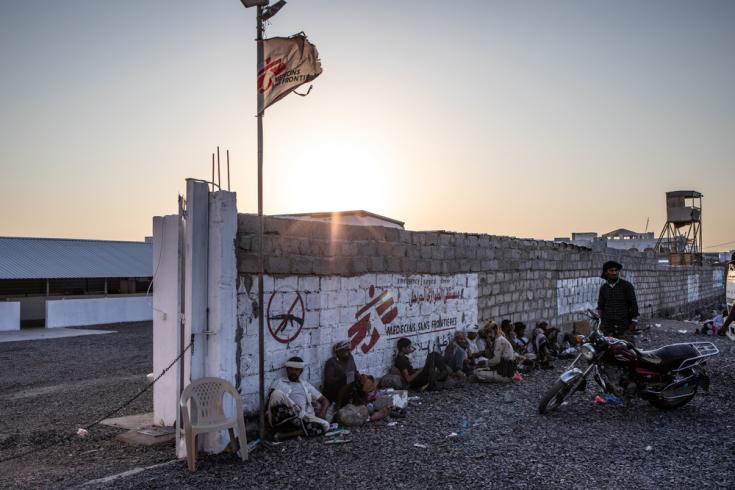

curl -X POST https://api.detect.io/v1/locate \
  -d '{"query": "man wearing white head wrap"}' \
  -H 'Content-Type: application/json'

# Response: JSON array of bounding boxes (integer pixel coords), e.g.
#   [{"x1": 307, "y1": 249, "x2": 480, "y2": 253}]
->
[{"x1": 267, "y1": 356, "x2": 330, "y2": 440}]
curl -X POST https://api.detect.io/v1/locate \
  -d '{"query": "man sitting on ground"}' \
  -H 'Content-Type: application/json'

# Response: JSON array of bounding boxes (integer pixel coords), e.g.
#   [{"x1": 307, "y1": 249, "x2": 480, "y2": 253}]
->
[
  {"x1": 337, "y1": 373, "x2": 391, "y2": 424},
  {"x1": 475, "y1": 321, "x2": 517, "y2": 382},
  {"x1": 531, "y1": 321, "x2": 554, "y2": 369},
  {"x1": 267, "y1": 356, "x2": 330, "y2": 440},
  {"x1": 500, "y1": 319, "x2": 516, "y2": 344},
  {"x1": 513, "y1": 322, "x2": 530, "y2": 354},
  {"x1": 394, "y1": 337, "x2": 450, "y2": 389},
  {"x1": 443, "y1": 331, "x2": 471, "y2": 375},
  {"x1": 322, "y1": 340, "x2": 358, "y2": 405},
  {"x1": 466, "y1": 327, "x2": 480, "y2": 357}
]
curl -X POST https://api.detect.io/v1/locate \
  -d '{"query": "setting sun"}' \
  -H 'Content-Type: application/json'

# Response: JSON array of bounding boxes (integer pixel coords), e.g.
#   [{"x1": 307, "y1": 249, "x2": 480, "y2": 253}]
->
[{"x1": 269, "y1": 126, "x2": 398, "y2": 215}]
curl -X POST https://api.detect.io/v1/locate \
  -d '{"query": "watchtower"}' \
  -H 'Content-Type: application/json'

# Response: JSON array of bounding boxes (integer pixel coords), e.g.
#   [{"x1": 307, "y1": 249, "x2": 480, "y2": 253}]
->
[{"x1": 655, "y1": 190, "x2": 703, "y2": 265}]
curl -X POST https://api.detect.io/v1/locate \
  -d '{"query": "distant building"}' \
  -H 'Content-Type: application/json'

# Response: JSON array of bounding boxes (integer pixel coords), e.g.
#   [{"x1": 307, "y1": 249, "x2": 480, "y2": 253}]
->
[
  {"x1": 0, "y1": 237, "x2": 152, "y2": 330},
  {"x1": 275, "y1": 210, "x2": 405, "y2": 229},
  {"x1": 601, "y1": 228, "x2": 657, "y2": 251},
  {"x1": 555, "y1": 228, "x2": 658, "y2": 251}
]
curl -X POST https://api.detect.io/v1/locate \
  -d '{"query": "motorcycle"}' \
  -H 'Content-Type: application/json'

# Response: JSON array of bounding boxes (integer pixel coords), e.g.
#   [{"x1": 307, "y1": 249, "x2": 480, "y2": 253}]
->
[{"x1": 538, "y1": 310, "x2": 719, "y2": 414}]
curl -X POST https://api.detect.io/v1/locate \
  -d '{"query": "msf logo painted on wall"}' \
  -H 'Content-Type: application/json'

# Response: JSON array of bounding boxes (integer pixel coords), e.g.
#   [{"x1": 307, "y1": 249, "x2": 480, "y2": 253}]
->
[
  {"x1": 257, "y1": 57, "x2": 287, "y2": 93},
  {"x1": 348, "y1": 285, "x2": 398, "y2": 354}
]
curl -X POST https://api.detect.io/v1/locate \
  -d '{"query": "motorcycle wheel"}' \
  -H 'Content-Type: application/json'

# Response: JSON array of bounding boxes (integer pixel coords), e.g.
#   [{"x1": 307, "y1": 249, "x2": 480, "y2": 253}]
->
[
  {"x1": 648, "y1": 393, "x2": 695, "y2": 410},
  {"x1": 539, "y1": 380, "x2": 572, "y2": 414},
  {"x1": 649, "y1": 373, "x2": 699, "y2": 410}
]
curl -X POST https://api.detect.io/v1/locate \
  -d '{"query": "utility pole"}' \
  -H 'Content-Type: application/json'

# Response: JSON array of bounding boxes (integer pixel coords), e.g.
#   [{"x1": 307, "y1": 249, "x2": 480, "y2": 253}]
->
[{"x1": 255, "y1": 3, "x2": 266, "y2": 443}]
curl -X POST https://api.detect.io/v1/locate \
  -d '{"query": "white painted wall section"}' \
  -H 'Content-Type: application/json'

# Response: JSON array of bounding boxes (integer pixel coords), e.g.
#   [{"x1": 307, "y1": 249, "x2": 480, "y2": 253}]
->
[
  {"x1": 713, "y1": 269, "x2": 724, "y2": 289},
  {"x1": 152, "y1": 215, "x2": 181, "y2": 427},
  {"x1": 46, "y1": 296, "x2": 152, "y2": 328},
  {"x1": 0, "y1": 302, "x2": 20, "y2": 331},
  {"x1": 236, "y1": 272, "x2": 478, "y2": 413},
  {"x1": 556, "y1": 277, "x2": 601, "y2": 315},
  {"x1": 687, "y1": 275, "x2": 700, "y2": 303}
]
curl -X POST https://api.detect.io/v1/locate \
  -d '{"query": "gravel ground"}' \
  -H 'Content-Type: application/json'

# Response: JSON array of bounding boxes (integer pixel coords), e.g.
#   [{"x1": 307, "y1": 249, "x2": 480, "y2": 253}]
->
[
  {"x1": 1, "y1": 319, "x2": 734, "y2": 489},
  {"x1": 0, "y1": 322, "x2": 171, "y2": 489}
]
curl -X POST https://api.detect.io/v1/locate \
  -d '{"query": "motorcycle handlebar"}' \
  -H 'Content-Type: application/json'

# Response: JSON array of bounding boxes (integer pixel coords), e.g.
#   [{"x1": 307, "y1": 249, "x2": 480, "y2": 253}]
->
[{"x1": 586, "y1": 309, "x2": 600, "y2": 321}]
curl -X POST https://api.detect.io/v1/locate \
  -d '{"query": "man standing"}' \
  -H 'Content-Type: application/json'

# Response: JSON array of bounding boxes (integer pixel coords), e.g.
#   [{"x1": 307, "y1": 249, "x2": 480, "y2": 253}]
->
[
  {"x1": 719, "y1": 253, "x2": 735, "y2": 339},
  {"x1": 267, "y1": 357, "x2": 330, "y2": 440},
  {"x1": 322, "y1": 340, "x2": 359, "y2": 404},
  {"x1": 597, "y1": 260, "x2": 639, "y2": 337}
]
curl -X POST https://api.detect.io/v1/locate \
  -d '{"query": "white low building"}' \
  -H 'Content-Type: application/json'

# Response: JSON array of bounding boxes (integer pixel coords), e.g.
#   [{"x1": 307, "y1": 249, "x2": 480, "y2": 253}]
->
[{"x1": 0, "y1": 237, "x2": 152, "y2": 331}]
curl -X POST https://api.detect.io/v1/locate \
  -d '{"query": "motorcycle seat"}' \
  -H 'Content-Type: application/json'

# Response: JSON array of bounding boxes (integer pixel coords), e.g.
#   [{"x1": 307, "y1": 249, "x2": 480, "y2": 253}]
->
[{"x1": 635, "y1": 344, "x2": 698, "y2": 372}]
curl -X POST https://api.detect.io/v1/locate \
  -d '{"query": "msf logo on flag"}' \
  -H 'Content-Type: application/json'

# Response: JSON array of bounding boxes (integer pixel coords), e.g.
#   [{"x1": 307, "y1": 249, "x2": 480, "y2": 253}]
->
[
  {"x1": 257, "y1": 57, "x2": 287, "y2": 93},
  {"x1": 257, "y1": 33, "x2": 322, "y2": 112},
  {"x1": 348, "y1": 286, "x2": 398, "y2": 354}
]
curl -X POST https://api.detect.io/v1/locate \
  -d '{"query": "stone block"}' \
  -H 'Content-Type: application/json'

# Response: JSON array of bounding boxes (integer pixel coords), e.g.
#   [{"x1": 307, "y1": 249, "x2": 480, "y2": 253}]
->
[
  {"x1": 383, "y1": 227, "x2": 400, "y2": 242},
  {"x1": 401, "y1": 258, "x2": 418, "y2": 272},
  {"x1": 237, "y1": 255, "x2": 258, "y2": 274},
  {"x1": 416, "y1": 260, "x2": 431, "y2": 274},
  {"x1": 358, "y1": 241, "x2": 377, "y2": 256},
  {"x1": 298, "y1": 276, "x2": 320, "y2": 292},
  {"x1": 370, "y1": 256, "x2": 386, "y2": 272},
  {"x1": 237, "y1": 213, "x2": 258, "y2": 233},
  {"x1": 291, "y1": 258, "x2": 313, "y2": 275},
  {"x1": 340, "y1": 242, "x2": 359, "y2": 256},
  {"x1": 266, "y1": 256, "x2": 290, "y2": 275}
]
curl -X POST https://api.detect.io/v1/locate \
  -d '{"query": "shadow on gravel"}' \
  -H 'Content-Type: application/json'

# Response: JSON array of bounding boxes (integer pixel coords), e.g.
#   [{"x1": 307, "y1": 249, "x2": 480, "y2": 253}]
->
[{"x1": 2, "y1": 319, "x2": 735, "y2": 489}]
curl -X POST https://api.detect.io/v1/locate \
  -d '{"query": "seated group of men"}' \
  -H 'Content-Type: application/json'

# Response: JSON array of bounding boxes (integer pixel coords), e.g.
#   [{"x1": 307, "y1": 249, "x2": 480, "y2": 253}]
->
[
  {"x1": 440, "y1": 319, "x2": 571, "y2": 376},
  {"x1": 266, "y1": 320, "x2": 565, "y2": 440}
]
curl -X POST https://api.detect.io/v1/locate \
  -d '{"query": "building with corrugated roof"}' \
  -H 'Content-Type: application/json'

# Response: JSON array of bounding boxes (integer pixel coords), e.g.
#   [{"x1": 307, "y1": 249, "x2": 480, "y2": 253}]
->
[
  {"x1": 275, "y1": 210, "x2": 405, "y2": 229},
  {"x1": 0, "y1": 237, "x2": 152, "y2": 330}
]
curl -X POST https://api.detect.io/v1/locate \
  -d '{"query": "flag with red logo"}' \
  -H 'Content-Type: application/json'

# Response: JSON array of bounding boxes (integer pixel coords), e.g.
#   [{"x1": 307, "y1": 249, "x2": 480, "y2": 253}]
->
[{"x1": 258, "y1": 33, "x2": 322, "y2": 113}]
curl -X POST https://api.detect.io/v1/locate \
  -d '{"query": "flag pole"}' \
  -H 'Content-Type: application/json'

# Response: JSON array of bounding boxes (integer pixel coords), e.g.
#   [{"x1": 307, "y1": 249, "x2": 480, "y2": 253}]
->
[{"x1": 256, "y1": 4, "x2": 266, "y2": 442}]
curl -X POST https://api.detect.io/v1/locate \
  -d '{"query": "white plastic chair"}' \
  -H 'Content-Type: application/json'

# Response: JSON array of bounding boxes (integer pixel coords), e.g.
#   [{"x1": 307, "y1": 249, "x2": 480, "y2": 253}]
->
[{"x1": 179, "y1": 377, "x2": 248, "y2": 471}]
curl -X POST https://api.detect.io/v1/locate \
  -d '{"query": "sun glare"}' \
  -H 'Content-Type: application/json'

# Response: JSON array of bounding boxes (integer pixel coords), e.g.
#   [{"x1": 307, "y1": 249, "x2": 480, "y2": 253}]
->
[{"x1": 277, "y1": 133, "x2": 395, "y2": 214}]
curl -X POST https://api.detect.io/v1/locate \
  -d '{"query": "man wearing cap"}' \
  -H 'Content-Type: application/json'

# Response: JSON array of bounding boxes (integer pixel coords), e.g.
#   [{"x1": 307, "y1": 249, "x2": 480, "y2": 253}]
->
[
  {"x1": 322, "y1": 340, "x2": 359, "y2": 405},
  {"x1": 267, "y1": 356, "x2": 330, "y2": 440},
  {"x1": 597, "y1": 260, "x2": 639, "y2": 337}
]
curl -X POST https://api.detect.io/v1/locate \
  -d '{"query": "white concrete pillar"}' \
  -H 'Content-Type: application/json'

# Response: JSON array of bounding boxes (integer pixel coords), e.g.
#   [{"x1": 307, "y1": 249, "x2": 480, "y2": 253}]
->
[
  {"x1": 180, "y1": 182, "x2": 238, "y2": 455},
  {"x1": 206, "y1": 191, "x2": 238, "y2": 383},
  {"x1": 152, "y1": 214, "x2": 182, "y2": 427},
  {"x1": 185, "y1": 179, "x2": 209, "y2": 382},
  {"x1": 204, "y1": 190, "x2": 238, "y2": 453}
]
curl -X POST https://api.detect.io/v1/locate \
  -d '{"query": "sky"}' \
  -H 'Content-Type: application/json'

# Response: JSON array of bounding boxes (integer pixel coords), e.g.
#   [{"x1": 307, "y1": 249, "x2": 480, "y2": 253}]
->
[{"x1": 1, "y1": 1, "x2": 733, "y2": 250}]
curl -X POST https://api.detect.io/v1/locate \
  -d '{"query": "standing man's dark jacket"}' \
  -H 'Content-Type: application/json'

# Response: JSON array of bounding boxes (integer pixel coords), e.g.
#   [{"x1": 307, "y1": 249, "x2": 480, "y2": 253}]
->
[{"x1": 597, "y1": 278, "x2": 639, "y2": 332}]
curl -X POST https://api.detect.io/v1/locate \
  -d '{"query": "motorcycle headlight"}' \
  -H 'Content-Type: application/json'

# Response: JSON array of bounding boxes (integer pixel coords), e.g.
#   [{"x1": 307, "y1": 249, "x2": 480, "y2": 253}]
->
[{"x1": 580, "y1": 343, "x2": 596, "y2": 360}]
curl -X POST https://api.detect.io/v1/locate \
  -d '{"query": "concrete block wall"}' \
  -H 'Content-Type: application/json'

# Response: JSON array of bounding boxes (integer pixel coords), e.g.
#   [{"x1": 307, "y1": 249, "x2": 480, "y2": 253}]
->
[
  {"x1": 237, "y1": 215, "x2": 724, "y2": 323},
  {"x1": 235, "y1": 214, "x2": 725, "y2": 409}
]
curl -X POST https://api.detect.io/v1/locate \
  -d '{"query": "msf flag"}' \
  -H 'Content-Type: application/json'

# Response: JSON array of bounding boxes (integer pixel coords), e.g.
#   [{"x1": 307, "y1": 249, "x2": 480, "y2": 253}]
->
[{"x1": 258, "y1": 33, "x2": 322, "y2": 113}]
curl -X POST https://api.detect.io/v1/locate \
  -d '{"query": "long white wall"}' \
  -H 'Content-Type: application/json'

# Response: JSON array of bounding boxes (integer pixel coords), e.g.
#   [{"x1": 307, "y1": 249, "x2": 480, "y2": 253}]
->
[
  {"x1": 46, "y1": 296, "x2": 152, "y2": 328},
  {"x1": 236, "y1": 272, "x2": 479, "y2": 412},
  {"x1": 0, "y1": 302, "x2": 20, "y2": 331}
]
